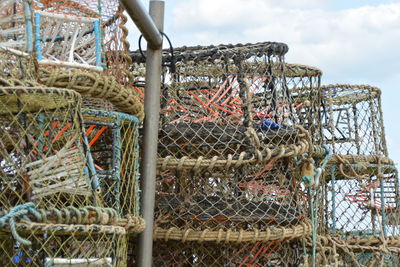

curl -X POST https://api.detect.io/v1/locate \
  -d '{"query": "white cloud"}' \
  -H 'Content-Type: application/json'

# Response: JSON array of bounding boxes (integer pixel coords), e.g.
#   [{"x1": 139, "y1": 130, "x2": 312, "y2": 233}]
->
[
  {"x1": 127, "y1": 0, "x2": 400, "y2": 165},
  {"x1": 171, "y1": 1, "x2": 400, "y2": 81}
]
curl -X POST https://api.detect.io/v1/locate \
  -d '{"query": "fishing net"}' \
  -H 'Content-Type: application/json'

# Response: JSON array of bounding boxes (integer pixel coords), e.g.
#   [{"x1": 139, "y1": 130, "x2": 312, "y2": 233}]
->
[
  {"x1": 312, "y1": 84, "x2": 387, "y2": 156},
  {"x1": 131, "y1": 42, "x2": 310, "y2": 171},
  {"x1": 82, "y1": 109, "x2": 141, "y2": 219},
  {"x1": 0, "y1": 86, "x2": 100, "y2": 210},
  {"x1": 0, "y1": 47, "x2": 35, "y2": 81},
  {"x1": 286, "y1": 64, "x2": 322, "y2": 137},
  {"x1": 128, "y1": 239, "x2": 306, "y2": 267},
  {"x1": 0, "y1": 0, "x2": 130, "y2": 74},
  {"x1": 0, "y1": 219, "x2": 127, "y2": 267},
  {"x1": 0, "y1": 0, "x2": 144, "y2": 118},
  {"x1": 154, "y1": 157, "x2": 312, "y2": 240},
  {"x1": 133, "y1": 43, "x2": 311, "y2": 237},
  {"x1": 307, "y1": 153, "x2": 400, "y2": 266}
]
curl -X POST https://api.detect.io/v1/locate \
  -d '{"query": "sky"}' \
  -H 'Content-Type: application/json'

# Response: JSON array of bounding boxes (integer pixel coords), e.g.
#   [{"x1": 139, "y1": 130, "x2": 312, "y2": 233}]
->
[{"x1": 127, "y1": 0, "x2": 400, "y2": 166}]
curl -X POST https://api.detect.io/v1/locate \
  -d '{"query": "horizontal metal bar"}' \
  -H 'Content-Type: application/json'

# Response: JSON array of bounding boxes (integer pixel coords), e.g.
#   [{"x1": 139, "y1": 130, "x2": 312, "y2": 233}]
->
[{"x1": 120, "y1": 0, "x2": 163, "y2": 49}]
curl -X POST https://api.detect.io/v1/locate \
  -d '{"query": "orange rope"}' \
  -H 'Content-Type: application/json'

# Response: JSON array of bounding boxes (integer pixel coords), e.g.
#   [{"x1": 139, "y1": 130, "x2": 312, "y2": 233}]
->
[
  {"x1": 88, "y1": 126, "x2": 107, "y2": 147},
  {"x1": 51, "y1": 122, "x2": 72, "y2": 143},
  {"x1": 85, "y1": 124, "x2": 96, "y2": 136}
]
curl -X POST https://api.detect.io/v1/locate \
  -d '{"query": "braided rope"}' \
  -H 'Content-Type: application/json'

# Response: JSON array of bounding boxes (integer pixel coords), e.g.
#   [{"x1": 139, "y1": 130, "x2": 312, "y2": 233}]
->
[
  {"x1": 38, "y1": 69, "x2": 144, "y2": 119},
  {"x1": 158, "y1": 125, "x2": 310, "y2": 172},
  {"x1": 0, "y1": 203, "x2": 145, "y2": 245},
  {"x1": 154, "y1": 220, "x2": 312, "y2": 243},
  {"x1": 0, "y1": 203, "x2": 41, "y2": 245}
]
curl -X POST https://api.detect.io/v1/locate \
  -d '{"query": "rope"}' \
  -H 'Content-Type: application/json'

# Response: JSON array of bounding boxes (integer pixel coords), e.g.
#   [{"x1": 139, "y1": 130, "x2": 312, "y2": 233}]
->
[
  {"x1": 0, "y1": 204, "x2": 145, "y2": 245},
  {"x1": 302, "y1": 145, "x2": 333, "y2": 267},
  {"x1": 38, "y1": 69, "x2": 144, "y2": 120},
  {"x1": 0, "y1": 203, "x2": 41, "y2": 246},
  {"x1": 154, "y1": 220, "x2": 312, "y2": 243},
  {"x1": 158, "y1": 125, "x2": 310, "y2": 172}
]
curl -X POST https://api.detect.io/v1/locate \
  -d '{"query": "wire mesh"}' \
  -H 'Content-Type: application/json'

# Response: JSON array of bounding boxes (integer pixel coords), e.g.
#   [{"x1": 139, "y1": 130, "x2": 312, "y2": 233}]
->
[
  {"x1": 132, "y1": 43, "x2": 310, "y2": 172},
  {"x1": 312, "y1": 84, "x2": 387, "y2": 156},
  {"x1": 154, "y1": 158, "x2": 312, "y2": 241},
  {"x1": 129, "y1": 240, "x2": 304, "y2": 267},
  {"x1": 0, "y1": 223, "x2": 127, "y2": 267},
  {"x1": 82, "y1": 109, "x2": 141, "y2": 218},
  {"x1": 0, "y1": 47, "x2": 35, "y2": 81},
  {"x1": 315, "y1": 156, "x2": 400, "y2": 266},
  {"x1": 285, "y1": 64, "x2": 322, "y2": 137},
  {"x1": 0, "y1": 86, "x2": 100, "y2": 210},
  {"x1": 0, "y1": 0, "x2": 132, "y2": 77}
]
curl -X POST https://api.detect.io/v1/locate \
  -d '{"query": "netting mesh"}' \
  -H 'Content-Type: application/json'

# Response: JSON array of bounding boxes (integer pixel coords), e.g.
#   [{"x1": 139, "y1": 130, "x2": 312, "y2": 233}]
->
[
  {"x1": 128, "y1": 240, "x2": 306, "y2": 267},
  {"x1": 321, "y1": 85, "x2": 387, "y2": 156},
  {"x1": 0, "y1": 47, "x2": 36, "y2": 81},
  {"x1": 0, "y1": 75, "x2": 143, "y2": 265},
  {"x1": 286, "y1": 64, "x2": 322, "y2": 136},
  {"x1": 127, "y1": 42, "x2": 315, "y2": 265},
  {"x1": 0, "y1": 86, "x2": 99, "y2": 210},
  {"x1": 0, "y1": 223, "x2": 127, "y2": 267},
  {"x1": 133, "y1": 43, "x2": 312, "y2": 241},
  {"x1": 82, "y1": 109, "x2": 141, "y2": 218},
  {"x1": 154, "y1": 158, "x2": 311, "y2": 238},
  {"x1": 132, "y1": 43, "x2": 310, "y2": 171},
  {"x1": 0, "y1": 0, "x2": 132, "y2": 79},
  {"x1": 300, "y1": 84, "x2": 388, "y2": 156},
  {"x1": 309, "y1": 155, "x2": 400, "y2": 266}
]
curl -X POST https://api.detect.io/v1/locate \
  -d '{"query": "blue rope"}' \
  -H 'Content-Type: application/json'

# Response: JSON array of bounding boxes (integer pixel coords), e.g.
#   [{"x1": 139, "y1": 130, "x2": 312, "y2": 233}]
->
[{"x1": 0, "y1": 203, "x2": 41, "y2": 246}]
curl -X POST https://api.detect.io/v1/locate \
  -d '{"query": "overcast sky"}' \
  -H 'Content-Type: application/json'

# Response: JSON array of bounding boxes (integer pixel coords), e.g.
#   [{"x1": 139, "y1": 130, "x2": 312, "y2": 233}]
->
[{"x1": 128, "y1": 0, "x2": 400, "y2": 166}]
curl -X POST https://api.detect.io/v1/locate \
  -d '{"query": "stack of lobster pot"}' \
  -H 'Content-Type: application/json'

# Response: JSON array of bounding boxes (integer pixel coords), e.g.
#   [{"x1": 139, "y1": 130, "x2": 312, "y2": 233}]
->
[
  {"x1": 131, "y1": 42, "x2": 320, "y2": 266},
  {"x1": 291, "y1": 79, "x2": 400, "y2": 265},
  {"x1": 0, "y1": 1, "x2": 144, "y2": 266}
]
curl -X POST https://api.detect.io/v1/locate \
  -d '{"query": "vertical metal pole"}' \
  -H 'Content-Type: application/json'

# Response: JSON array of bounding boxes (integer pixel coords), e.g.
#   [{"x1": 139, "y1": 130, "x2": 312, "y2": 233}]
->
[{"x1": 137, "y1": 1, "x2": 164, "y2": 266}]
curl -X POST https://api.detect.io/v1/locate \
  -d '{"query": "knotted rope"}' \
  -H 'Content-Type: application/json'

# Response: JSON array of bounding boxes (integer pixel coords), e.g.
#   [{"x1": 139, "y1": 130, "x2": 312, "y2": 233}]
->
[{"x1": 0, "y1": 203, "x2": 41, "y2": 245}]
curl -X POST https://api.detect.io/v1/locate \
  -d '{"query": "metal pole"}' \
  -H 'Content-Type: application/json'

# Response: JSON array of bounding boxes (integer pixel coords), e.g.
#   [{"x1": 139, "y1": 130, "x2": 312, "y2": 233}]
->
[
  {"x1": 137, "y1": 1, "x2": 164, "y2": 266},
  {"x1": 121, "y1": 0, "x2": 163, "y2": 49}
]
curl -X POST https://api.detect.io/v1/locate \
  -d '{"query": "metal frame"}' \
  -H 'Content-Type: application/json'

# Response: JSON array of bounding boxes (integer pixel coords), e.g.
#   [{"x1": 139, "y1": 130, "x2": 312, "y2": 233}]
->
[{"x1": 120, "y1": 0, "x2": 165, "y2": 266}]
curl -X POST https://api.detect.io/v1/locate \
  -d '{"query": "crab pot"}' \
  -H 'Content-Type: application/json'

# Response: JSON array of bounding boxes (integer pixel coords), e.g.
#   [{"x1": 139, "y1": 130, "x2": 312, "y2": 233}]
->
[
  {"x1": 141, "y1": 240, "x2": 304, "y2": 267},
  {"x1": 317, "y1": 84, "x2": 388, "y2": 156},
  {"x1": 153, "y1": 156, "x2": 312, "y2": 243},
  {"x1": 285, "y1": 64, "x2": 322, "y2": 135},
  {"x1": 299, "y1": 160, "x2": 400, "y2": 267},
  {"x1": 319, "y1": 156, "x2": 400, "y2": 239},
  {"x1": 82, "y1": 109, "x2": 141, "y2": 218},
  {"x1": 0, "y1": 87, "x2": 98, "y2": 210},
  {"x1": 132, "y1": 42, "x2": 310, "y2": 172},
  {"x1": 0, "y1": 0, "x2": 130, "y2": 76},
  {"x1": 0, "y1": 223, "x2": 127, "y2": 267},
  {"x1": 312, "y1": 235, "x2": 400, "y2": 267},
  {"x1": 0, "y1": 48, "x2": 35, "y2": 80}
]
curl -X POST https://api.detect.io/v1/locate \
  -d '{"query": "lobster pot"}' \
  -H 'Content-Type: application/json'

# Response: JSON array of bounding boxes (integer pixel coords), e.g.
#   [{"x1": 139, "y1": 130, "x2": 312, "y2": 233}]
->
[
  {"x1": 0, "y1": 224, "x2": 127, "y2": 267},
  {"x1": 319, "y1": 84, "x2": 388, "y2": 155},
  {"x1": 312, "y1": 235, "x2": 400, "y2": 267},
  {"x1": 0, "y1": 87, "x2": 96, "y2": 210},
  {"x1": 82, "y1": 109, "x2": 141, "y2": 218},
  {"x1": 317, "y1": 156, "x2": 400, "y2": 266},
  {"x1": 0, "y1": 48, "x2": 35, "y2": 80},
  {"x1": 0, "y1": 0, "x2": 129, "y2": 75},
  {"x1": 153, "y1": 43, "x2": 313, "y2": 173},
  {"x1": 285, "y1": 64, "x2": 322, "y2": 136},
  {"x1": 147, "y1": 240, "x2": 305, "y2": 267},
  {"x1": 319, "y1": 156, "x2": 400, "y2": 237},
  {"x1": 154, "y1": 157, "x2": 311, "y2": 241}
]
